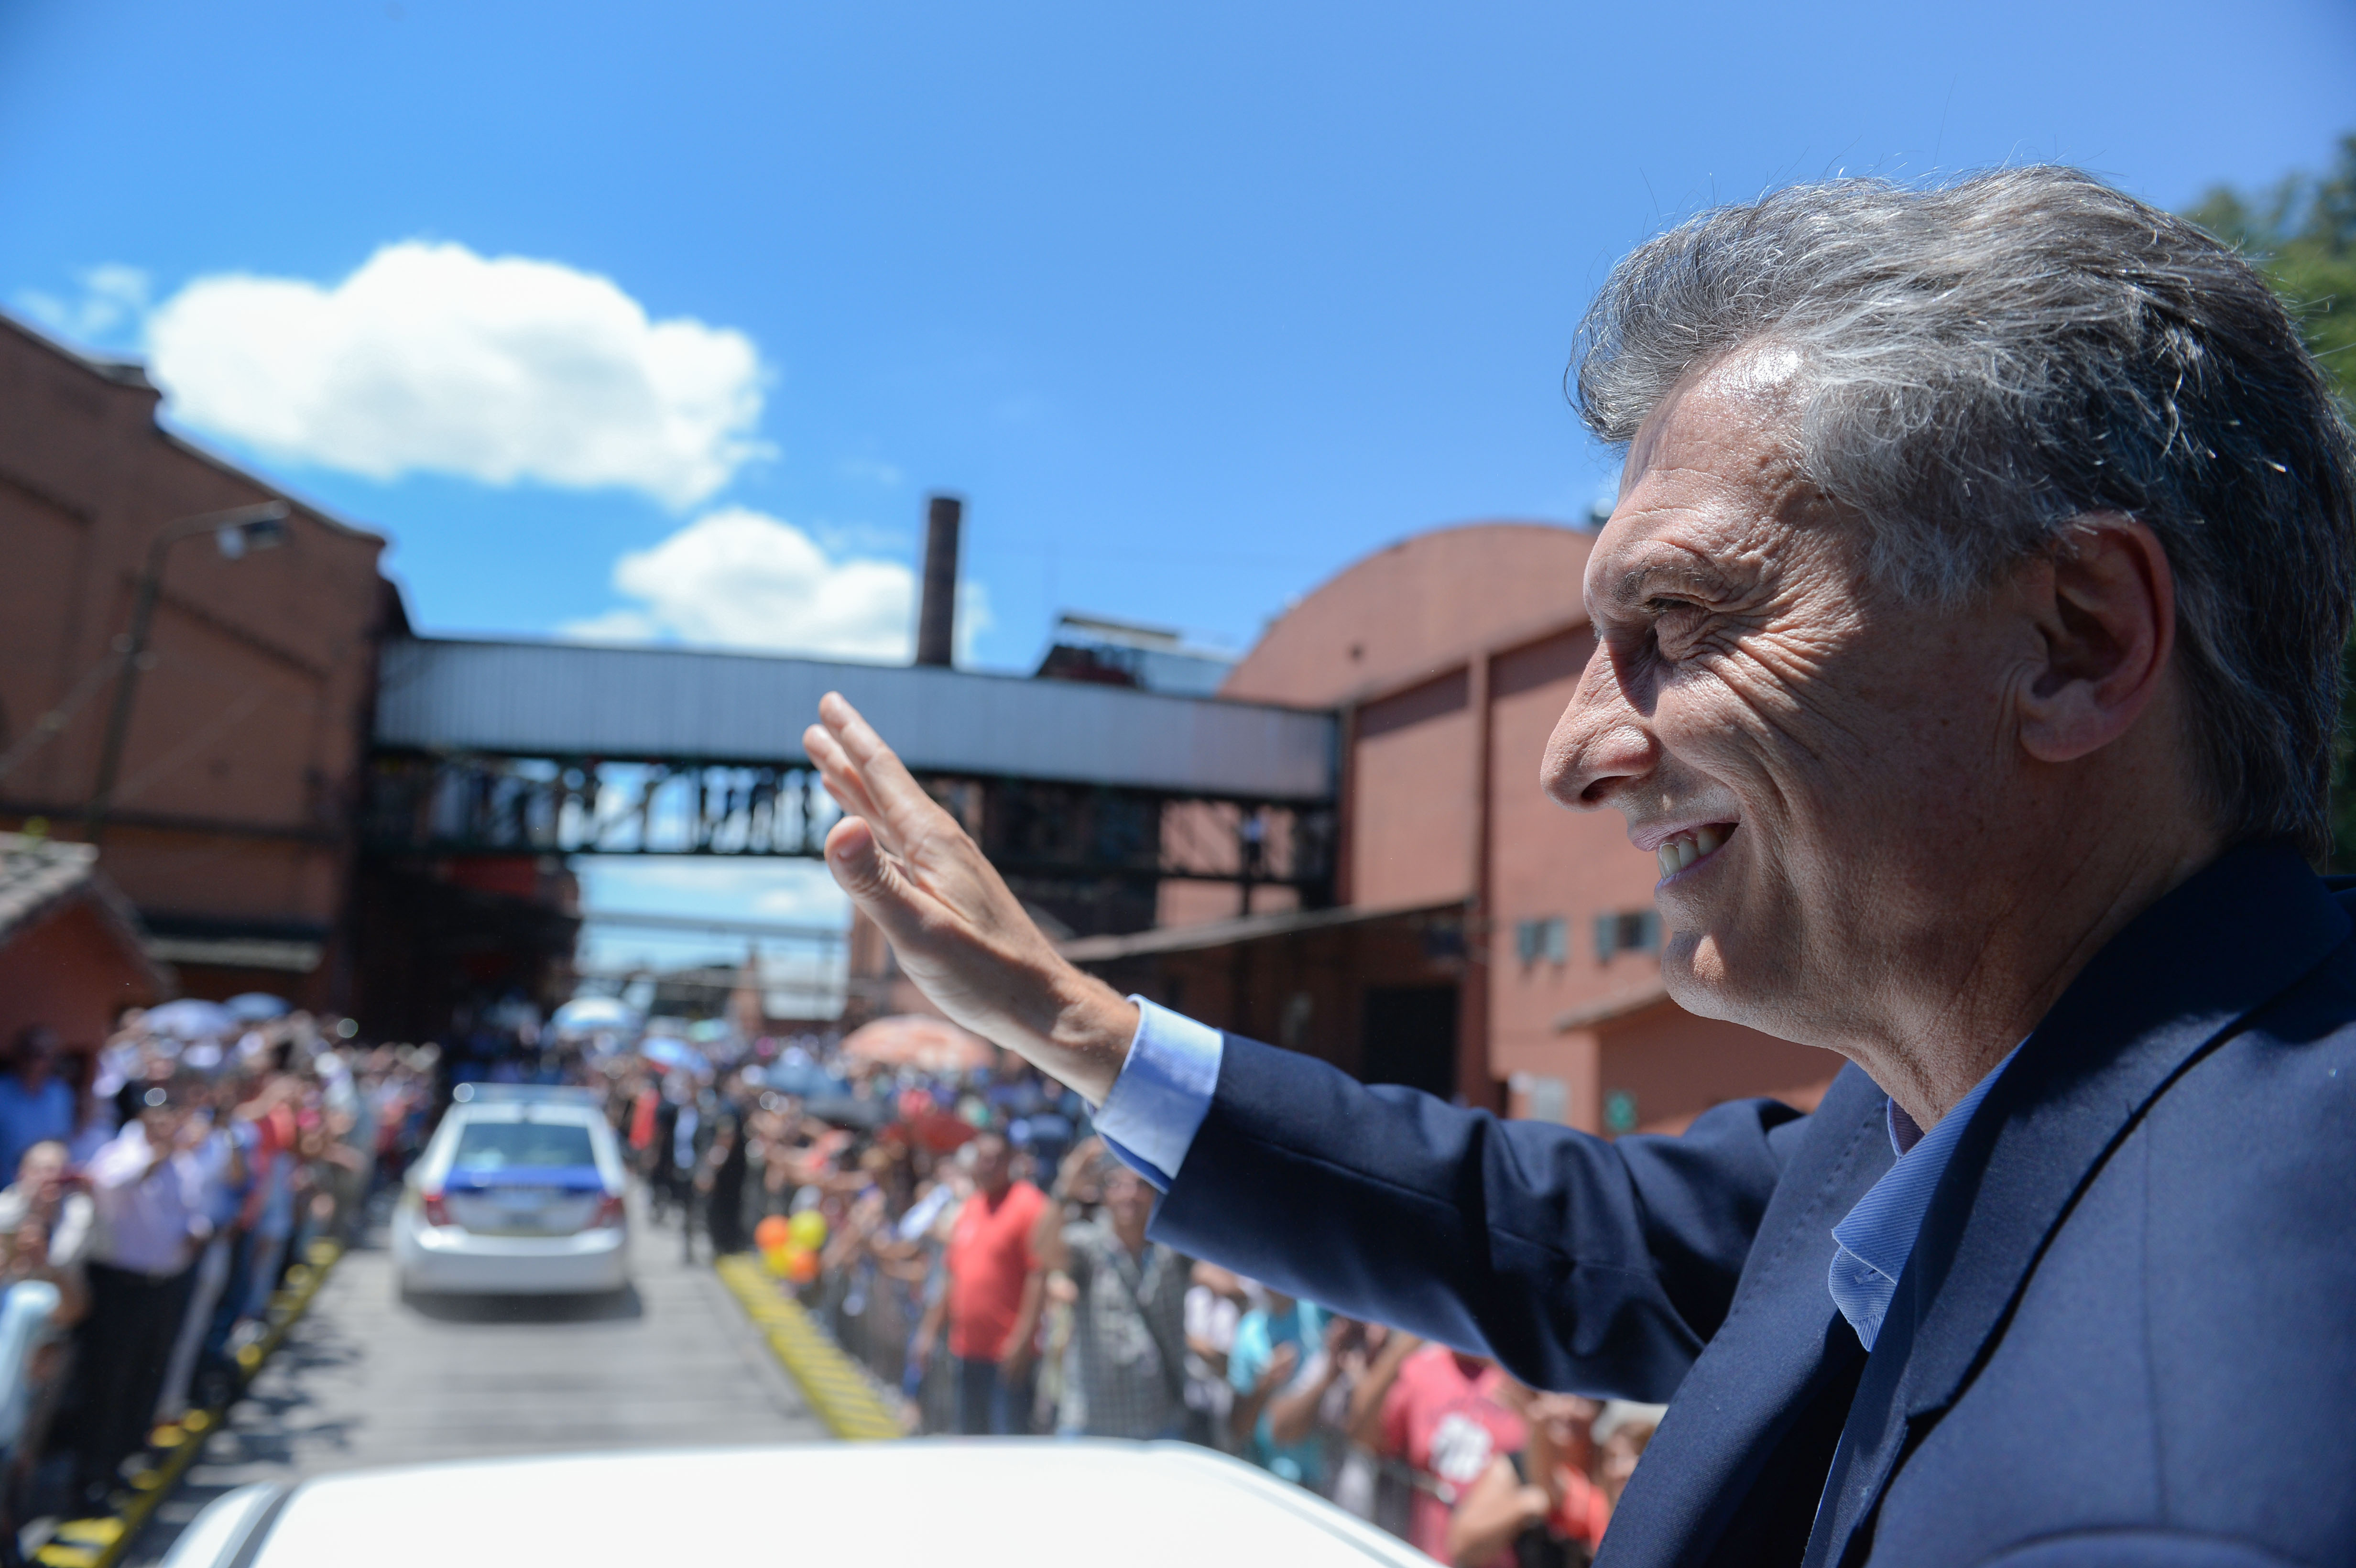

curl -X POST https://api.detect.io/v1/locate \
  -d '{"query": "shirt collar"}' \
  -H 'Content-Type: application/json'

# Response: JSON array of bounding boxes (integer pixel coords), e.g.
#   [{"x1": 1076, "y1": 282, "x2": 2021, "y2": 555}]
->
[
  {"x1": 1886, "y1": 1097, "x2": 1926, "y2": 1156},
  {"x1": 1827, "y1": 1042, "x2": 2022, "y2": 1350}
]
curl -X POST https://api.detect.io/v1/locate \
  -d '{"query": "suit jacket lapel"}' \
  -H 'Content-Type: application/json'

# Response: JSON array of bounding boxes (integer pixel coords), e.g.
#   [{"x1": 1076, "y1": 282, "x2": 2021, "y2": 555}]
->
[
  {"x1": 1600, "y1": 1065, "x2": 1890, "y2": 1568},
  {"x1": 1805, "y1": 842, "x2": 2352, "y2": 1568}
]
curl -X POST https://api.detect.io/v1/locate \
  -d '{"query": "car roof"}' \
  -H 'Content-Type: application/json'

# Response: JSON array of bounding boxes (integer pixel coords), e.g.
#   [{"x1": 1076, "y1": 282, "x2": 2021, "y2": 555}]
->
[
  {"x1": 449, "y1": 1083, "x2": 600, "y2": 1106},
  {"x1": 227, "y1": 1442, "x2": 1428, "y2": 1568},
  {"x1": 439, "y1": 1100, "x2": 604, "y2": 1126}
]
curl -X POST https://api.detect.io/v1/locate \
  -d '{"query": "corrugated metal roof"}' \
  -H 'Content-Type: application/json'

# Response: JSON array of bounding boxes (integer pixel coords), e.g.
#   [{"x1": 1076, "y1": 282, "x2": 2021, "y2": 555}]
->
[{"x1": 373, "y1": 638, "x2": 1337, "y2": 802}]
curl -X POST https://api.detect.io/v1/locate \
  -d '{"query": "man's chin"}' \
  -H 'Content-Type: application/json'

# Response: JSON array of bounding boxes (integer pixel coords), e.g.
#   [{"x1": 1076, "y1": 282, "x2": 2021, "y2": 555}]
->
[
  {"x1": 1660, "y1": 966, "x2": 1733, "y2": 1024},
  {"x1": 1659, "y1": 934, "x2": 1749, "y2": 1025},
  {"x1": 1662, "y1": 934, "x2": 1830, "y2": 1047}
]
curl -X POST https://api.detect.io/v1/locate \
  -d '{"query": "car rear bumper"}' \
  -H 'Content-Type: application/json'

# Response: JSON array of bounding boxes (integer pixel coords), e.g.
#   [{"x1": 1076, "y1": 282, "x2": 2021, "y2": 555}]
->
[{"x1": 397, "y1": 1223, "x2": 629, "y2": 1295}]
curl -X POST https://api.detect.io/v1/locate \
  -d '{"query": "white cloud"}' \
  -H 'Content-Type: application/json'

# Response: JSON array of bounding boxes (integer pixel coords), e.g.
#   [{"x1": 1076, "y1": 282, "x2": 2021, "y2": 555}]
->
[
  {"x1": 143, "y1": 240, "x2": 769, "y2": 507},
  {"x1": 839, "y1": 457, "x2": 904, "y2": 487},
  {"x1": 579, "y1": 857, "x2": 849, "y2": 918},
  {"x1": 573, "y1": 857, "x2": 851, "y2": 981},
  {"x1": 754, "y1": 877, "x2": 852, "y2": 921},
  {"x1": 15, "y1": 264, "x2": 153, "y2": 348},
  {"x1": 556, "y1": 608, "x2": 662, "y2": 643},
  {"x1": 562, "y1": 506, "x2": 991, "y2": 663}
]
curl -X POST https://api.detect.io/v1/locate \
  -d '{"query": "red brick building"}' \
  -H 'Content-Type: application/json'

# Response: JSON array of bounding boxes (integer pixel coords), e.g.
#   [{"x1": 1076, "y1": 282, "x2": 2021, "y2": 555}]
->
[
  {"x1": 0, "y1": 313, "x2": 581, "y2": 1033},
  {"x1": 1071, "y1": 522, "x2": 1841, "y2": 1135},
  {"x1": 0, "y1": 313, "x2": 401, "y2": 1008},
  {"x1": 0, "y1": 832, "x2": 167, "y2": 1048}
]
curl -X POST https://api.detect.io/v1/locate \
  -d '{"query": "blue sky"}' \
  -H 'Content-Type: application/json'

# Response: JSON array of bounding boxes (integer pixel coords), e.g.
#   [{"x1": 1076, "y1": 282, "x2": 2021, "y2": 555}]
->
[{"x1": 5, "y1": 0, "x2": 2351, "y2": 976}]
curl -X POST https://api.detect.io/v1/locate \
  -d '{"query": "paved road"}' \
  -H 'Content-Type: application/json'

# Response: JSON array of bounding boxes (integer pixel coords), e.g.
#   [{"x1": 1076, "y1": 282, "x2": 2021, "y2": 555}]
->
[{"x1": 126, "y1": 1197, "x2": 830, "y2": 1564}]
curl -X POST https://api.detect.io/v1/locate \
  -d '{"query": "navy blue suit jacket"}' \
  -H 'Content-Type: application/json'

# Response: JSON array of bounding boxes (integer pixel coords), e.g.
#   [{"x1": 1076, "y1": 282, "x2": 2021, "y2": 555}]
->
[{"x1": 1147, "y1": 842, "x2": 2356, "y2": 1567}]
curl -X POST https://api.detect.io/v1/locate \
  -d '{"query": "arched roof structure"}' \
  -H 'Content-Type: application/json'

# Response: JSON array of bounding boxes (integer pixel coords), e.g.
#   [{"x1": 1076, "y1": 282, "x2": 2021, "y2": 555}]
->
[{"x1": 1220, "y1": 521, "x2": 1597, "y2": 708}]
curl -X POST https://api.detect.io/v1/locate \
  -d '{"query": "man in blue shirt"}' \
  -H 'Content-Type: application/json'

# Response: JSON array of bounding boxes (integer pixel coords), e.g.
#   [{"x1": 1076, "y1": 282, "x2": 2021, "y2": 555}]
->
[
  {"x1": 1225, "y1": 1290, "x2": 1329, "y2": 1487},
  {"x1": 801, "y1": 166, "x2": 2356, "y2": 1568},
  {"x1": 0, "y1": 1029, "x2": 76, "y2": 1186}
]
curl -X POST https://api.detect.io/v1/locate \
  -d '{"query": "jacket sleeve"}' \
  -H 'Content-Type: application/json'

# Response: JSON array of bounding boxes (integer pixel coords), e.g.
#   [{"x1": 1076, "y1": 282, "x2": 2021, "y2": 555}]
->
[{"x1": 1145, "y1": 1032, "x2": 1809, "y2": 1403}]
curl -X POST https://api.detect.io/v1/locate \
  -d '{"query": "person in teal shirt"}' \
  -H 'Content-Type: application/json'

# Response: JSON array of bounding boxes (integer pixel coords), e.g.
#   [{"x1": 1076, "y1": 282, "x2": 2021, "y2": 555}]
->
[{"x1": 1226, "y1": 1289, "x2": 1330, "y2": 1488}]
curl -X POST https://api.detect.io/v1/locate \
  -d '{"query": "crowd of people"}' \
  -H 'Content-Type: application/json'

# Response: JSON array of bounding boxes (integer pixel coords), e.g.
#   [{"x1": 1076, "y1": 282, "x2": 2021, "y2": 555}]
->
[
  {"x1": 0, "y1": 1008, "x2": 435, "y2": 1548},
  {"x1": 589, "y1": 1024, "x2": 1665, "y2": 1568},
  {"x1": 0, "y1": 992, "x2": 1668, "y2": 1565}
]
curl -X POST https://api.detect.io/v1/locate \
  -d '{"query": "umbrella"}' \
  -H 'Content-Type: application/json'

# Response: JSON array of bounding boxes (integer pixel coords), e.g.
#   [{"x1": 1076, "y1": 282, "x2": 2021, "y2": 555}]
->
[
  {"x1": 902, "y1": 1105, "x2": 980, "y2": 1154},
  {"x1": 142, "y1": 999, "x2": 240, "y2": 1041},
  {"x1": 757, "y1": 1060, "x2": 850, "y2": 1099},
  {"x1": 839, "y1": 1015, "x2": 997, "y2": 1075},
  {"x1": 803, "y1": 1095, "x2": 892, "y2": 1132},
  {"x1": 225, "y1": 992, "x2": 292, "y2": 1022},
  {"x1": 552, "y1": 997, "x2": 641, "y2": 1035},
  {"x1": 640, "y1": 1036, "x2": 709, "y2": 1074}
]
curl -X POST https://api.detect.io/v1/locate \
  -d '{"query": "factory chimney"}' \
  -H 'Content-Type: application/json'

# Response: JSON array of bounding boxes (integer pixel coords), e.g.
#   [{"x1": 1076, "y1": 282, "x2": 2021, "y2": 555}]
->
[{"x1": 914, "y1": 493, "x2": 962, "y2": 667}]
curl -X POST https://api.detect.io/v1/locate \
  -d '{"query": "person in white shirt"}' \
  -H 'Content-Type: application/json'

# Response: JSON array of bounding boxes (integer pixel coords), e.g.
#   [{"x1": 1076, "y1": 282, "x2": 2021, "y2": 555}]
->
[
  {"x1": 69, "y1": 1083, "x2": 208, "y2": 1508},
  {"x1": 153, "y1": 1093, "x2": 248, "y2": 1427}
]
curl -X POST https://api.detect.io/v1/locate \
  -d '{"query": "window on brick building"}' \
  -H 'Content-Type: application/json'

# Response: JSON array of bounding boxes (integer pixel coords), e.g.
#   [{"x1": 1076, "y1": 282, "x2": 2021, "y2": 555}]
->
[
  {"x1": 1514, "y1": 915, "x2": 1568, "y2": 968},
  {"x1": 1592, "y1": 910, "x2": 1661, "y2": 963}
]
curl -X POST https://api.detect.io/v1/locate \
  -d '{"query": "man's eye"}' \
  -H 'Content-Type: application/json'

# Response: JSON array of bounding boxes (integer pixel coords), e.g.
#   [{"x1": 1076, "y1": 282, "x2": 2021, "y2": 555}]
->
[{"x1": 1651, "y1": 602, "x2": 1708, "y2": 653}]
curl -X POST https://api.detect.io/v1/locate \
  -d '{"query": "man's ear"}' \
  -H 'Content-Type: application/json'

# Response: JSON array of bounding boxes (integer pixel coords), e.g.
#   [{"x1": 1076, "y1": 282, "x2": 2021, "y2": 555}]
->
[{"x1": 2016, "y1": 513, "x2": 2175, "y2": 764}]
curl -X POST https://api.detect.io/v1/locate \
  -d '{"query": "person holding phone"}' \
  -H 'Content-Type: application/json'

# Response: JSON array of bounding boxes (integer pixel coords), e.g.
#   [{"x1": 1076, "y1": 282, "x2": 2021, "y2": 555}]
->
[{"x1": 1038, "y1": 1145, "x2": 1194, "y2": 1439}]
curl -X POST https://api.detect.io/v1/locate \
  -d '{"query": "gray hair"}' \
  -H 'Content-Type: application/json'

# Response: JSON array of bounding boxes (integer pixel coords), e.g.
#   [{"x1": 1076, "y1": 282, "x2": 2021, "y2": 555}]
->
[{"x1": 1573, "y1": 167, "x2": 2356, "y2": 860}]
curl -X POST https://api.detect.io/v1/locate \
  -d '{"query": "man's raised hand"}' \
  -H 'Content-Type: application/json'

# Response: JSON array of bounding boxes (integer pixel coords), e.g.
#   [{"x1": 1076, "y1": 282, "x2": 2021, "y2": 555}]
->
[{"x1": 804, "y1": 692, "x2": 1139, "y2": 1102}]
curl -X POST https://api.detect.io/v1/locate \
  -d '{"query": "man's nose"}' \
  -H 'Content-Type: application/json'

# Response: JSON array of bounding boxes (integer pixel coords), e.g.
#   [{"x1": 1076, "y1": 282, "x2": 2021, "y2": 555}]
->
[{"x1": 1542, "y1": 639, "x2": 1662, "y2": 812}]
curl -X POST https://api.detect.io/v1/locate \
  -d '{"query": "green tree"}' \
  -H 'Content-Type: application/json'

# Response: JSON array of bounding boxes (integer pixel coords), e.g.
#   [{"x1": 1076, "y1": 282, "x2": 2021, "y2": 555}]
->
[{"x1": 2185, "y1": 136, "x2": 2356, "y2": 867}]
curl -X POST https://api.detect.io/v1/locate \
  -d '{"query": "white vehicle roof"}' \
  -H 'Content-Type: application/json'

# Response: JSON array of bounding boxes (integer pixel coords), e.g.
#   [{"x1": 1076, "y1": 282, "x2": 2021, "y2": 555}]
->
[
  {"x1": 435, "y1": 1099, "x2": 604, "y2": 1125},
  {"x1": 449, "y1": 1083, "x2": 601, "y2": 1105},
  {"x1": 163, "y1": 1442, "x2": 1429, "y2": 1568},
  {"x1": 416, "y1": 1098, "x2": 625, "y2": 1187}
]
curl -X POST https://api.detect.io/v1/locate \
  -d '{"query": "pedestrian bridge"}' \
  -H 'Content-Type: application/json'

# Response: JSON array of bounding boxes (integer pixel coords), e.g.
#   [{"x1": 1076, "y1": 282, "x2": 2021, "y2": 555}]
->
[
  {"x1": 364, "y1": 638, "x2": 1339, "y2": 909},
  {"x1": 373, "y1": 637, "x2": 1334, "y2": 800}
]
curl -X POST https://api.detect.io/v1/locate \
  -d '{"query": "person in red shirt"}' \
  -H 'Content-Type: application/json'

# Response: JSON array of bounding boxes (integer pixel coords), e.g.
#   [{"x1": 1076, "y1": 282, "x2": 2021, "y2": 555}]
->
[
  {"x1": 916, "y1": 1128, "x2": 1046, "y2": 1434},
  {"x1": 1353, "y1": 1337, "x2": 1610, "y2": 1567},
  {"x1": 1352, "y1": 1338, "x2": 1527, "y2": 1562},
  {"x1": 1453, "y1": 1389, "x2": 1612, "y2": 1568},
  {"x1": 626, "y1": 1078, "x2": 661, "y2": 1166}
]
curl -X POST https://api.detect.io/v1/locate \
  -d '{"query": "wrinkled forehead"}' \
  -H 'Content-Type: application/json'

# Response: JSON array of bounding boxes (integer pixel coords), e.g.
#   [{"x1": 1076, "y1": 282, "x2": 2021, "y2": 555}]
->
[{"x1": 1585, "y1": 361, "x2": 1820, "y2": 617}]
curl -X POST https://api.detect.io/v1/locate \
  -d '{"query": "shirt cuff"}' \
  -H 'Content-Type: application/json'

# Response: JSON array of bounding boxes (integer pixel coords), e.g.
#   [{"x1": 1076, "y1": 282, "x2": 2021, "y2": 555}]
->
[{"x1": 1094, "y1": 997, "x2": 1222, "y2": 1192}]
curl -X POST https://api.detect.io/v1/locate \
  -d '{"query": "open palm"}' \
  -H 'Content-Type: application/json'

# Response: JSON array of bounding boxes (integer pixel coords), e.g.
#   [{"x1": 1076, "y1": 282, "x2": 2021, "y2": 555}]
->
[{"x1": 803, "y1": 692, "x2": 1137, "y2": 1101}]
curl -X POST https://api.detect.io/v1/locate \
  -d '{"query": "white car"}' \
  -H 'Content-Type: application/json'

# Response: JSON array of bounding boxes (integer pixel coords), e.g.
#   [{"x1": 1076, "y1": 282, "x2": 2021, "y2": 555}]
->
[
  {"x1": 390, "y1": 1085, "x2": 630, "y2": 1297},
  {"x1": 158, "y1": 1443, "x2": 1430, "y2": 1568}
]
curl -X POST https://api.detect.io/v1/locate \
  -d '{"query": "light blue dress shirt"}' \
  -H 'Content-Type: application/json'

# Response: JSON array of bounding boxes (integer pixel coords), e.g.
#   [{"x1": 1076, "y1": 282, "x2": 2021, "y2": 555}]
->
[
  {"x1": 1825, "y1": 1043, "x2": 2018, "y2": 1350},
  {"x1": 1095, "y1": 995, "x2": 2018, "y2": 1352},
  {"x1": 1094, "y1": 998, "x2": 1223, "y2": 1188}
]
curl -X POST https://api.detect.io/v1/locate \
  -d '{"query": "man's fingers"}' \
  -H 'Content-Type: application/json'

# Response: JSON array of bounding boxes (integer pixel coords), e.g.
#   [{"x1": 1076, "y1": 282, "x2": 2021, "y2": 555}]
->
[
  {"x1": 823, "y1": 813, "x2": 885, "y2": 894},
  {"x1": 803, "y1": 723, "x2": 884, "y2": 833},
  {"x1": 823, "y1": 815, "x2": 940, "y2": 936},
  {"x1": 817, "y1": 693, "x2": 944, "y2": 835}
]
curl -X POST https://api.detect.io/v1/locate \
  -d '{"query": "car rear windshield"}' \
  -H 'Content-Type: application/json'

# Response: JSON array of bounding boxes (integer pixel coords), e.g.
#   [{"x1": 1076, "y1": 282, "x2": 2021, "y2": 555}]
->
[{"x1": 450, "y1": 1120, "x2": 598, "y2": 1171}]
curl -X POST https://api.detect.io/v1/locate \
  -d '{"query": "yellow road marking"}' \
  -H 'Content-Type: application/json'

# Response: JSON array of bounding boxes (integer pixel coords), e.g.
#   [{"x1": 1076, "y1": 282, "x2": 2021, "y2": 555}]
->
[
  {"x1": 35, "y1": 1241, "x2": 344, "y2": 1568},
  {"x1": 713, "y1": 1256, "x2": 904, "y2": 1441}
]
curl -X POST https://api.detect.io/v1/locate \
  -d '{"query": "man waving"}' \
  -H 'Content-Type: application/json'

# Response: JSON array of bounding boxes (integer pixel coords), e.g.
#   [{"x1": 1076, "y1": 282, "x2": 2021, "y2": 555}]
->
[{"x1": 807, "y1": 166, "x2": 2356, "y2": 1568}]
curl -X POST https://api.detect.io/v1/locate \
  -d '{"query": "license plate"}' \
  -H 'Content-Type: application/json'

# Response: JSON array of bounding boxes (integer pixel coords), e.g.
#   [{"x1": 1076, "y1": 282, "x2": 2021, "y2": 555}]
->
[{"x1": 494, "y1": 1189, "x2": 549, "y2": 1211}]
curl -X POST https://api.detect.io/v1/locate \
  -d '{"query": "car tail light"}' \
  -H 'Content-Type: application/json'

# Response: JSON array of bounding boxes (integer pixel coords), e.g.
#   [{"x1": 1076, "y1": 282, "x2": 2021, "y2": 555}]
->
[
  {"x1": 592, "y1": 1194, "x2": 626, "y2": 1229},
  {"x1": 422, "y1": 1191, "x2": 454, "y2": 1228}
]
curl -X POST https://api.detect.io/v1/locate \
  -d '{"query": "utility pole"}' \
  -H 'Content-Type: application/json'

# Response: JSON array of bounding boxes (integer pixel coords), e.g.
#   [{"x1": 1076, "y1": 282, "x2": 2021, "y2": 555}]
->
[{"x1": 84, "y1": 502, "x2": 291, "y2": 844}]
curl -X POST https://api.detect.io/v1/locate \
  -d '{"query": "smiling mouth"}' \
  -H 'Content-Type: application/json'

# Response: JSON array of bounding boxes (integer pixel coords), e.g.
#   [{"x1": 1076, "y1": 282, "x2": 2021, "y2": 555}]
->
[{"x1": 1656, "y1": 823, "x2": 1735, "y2": 879}]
